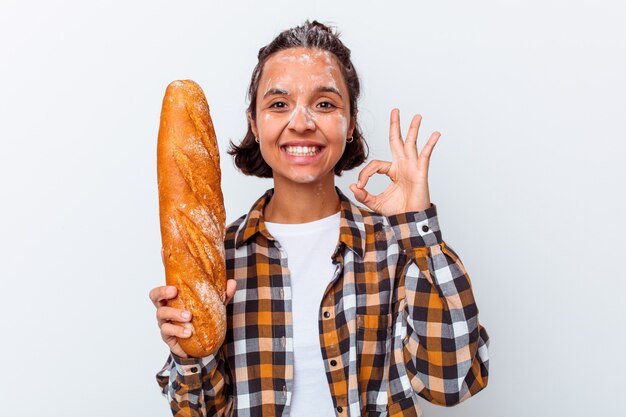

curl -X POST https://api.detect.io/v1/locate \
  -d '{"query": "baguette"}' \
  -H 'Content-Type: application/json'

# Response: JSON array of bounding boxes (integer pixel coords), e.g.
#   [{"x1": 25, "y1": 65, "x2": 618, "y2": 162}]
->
[{"x1": 157, "y1": 80, "x2": 226, "y2": 358}]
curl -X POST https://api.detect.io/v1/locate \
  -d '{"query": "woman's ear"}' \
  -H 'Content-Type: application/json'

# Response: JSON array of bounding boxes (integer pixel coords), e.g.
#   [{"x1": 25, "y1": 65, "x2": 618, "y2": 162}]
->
[{"x1": 247, "y1": 111, "x2": 258, "y2": 138}]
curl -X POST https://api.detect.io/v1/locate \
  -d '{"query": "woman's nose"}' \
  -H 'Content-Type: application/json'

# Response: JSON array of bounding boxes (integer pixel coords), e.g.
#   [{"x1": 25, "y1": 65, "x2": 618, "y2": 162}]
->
[{"x1": 287, "y1": 105, "x2": 316, "y2": 132}]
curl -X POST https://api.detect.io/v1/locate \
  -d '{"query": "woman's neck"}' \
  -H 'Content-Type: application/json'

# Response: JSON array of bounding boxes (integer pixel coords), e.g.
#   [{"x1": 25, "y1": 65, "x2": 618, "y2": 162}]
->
[{"x1": 264, "y1": 177, "x2": 340, "y2": 224}]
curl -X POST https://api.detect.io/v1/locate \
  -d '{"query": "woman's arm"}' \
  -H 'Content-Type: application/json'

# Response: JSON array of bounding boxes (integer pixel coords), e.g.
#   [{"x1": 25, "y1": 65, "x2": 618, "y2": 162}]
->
[
  {"x1": 150, "y1": 281, "x2": 236, "y2": 416},
  {"x1": 388, "y1": 206, "x2": 489, "y2": 406},
  {"x1": 156, "y1": 350, "x2": 232, "y2": 417},
  {"x1": 352, "y1": 108, "x2": 489, "y2": 405}
]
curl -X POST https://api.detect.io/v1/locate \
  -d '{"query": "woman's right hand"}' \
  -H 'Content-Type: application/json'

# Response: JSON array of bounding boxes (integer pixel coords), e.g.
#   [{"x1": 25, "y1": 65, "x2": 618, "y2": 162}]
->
[
  {"x1": 150, "y1": 249, "x2": 237, "y2": 358},
  {"x1": 149, "y1": 285, "x2": 194, "y2": 358}
]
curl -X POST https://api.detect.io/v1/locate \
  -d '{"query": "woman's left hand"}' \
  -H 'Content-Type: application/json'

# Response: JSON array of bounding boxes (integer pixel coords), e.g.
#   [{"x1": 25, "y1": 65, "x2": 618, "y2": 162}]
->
[{"x1": 349, "y1": 108, "x2": 440, "y2": 216}]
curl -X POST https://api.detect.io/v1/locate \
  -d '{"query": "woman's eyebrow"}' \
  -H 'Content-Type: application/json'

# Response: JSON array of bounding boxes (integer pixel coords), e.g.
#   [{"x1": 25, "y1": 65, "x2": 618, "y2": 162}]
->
[
  {"x1": 263, "y1": 88, "x2": 290, "y2": 98},
  {"x1": 316, "y1": 86, "x2": 342, "y2": 98},
  {"x1": 263, "y1": 86, "x2": 343, "y2": 99}
]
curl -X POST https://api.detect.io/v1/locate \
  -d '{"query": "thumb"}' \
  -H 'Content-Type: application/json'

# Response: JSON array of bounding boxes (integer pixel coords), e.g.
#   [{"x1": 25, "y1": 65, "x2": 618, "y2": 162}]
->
[
  {"x1": 350, "y1": 183, "x2": 373, "y2": 208},
  {"x1": 224, "y1": 279, "x2": 237, "y2": 305}
]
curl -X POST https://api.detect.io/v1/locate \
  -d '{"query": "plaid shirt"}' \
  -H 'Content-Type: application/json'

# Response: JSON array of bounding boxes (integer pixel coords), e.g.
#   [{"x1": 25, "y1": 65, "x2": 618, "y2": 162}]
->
[{"x1": 156, "y1": 187, "x2": 489, "y2": 417}]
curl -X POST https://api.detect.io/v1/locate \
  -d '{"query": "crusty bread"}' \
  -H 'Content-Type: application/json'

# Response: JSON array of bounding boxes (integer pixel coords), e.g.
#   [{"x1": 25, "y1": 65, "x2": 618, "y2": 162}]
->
[{"x1": 157, "y1": 80, "x2": 226, "y2": 358}]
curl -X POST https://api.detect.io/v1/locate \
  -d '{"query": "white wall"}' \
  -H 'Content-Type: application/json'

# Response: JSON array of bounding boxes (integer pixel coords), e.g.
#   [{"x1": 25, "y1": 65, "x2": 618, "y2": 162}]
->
[{"x1": 1, "y1": 1, "x2": 624, "y2": 416}]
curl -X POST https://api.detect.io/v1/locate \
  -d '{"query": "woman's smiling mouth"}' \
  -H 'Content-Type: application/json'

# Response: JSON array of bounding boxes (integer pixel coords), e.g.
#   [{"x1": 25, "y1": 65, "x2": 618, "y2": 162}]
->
[{"x1": 281, "y1": 145, "x2": 323, "y2": 156}]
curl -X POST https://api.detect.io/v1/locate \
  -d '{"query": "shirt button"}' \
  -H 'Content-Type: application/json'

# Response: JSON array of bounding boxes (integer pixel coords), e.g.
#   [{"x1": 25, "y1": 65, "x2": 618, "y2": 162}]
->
[
  {"x1": 336, "y1": 406, "x2": 343, "y2": 413},
  {"x1": 422, "y1": 225, "x2": 430, "y2": 232},
  {"x1": 330, "y1": 359, "x2": 337, "y2": 366},
  {"x1": 323, "y1": 311, "x2": 331, "y2": 318},
  {"x1": 190, "y1": 367, "x2": 198, "y2": 373}
]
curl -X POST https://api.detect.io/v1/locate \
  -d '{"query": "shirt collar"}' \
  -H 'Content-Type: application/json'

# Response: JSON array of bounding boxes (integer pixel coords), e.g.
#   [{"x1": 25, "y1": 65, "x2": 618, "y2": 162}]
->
[{"x1": 234, "y1": 187, "x2": 366, "y2": 258}]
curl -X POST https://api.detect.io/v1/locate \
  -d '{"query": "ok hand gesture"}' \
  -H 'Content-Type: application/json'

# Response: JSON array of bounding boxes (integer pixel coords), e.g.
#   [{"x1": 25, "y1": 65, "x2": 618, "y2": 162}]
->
[{"x1": 350, "y1": 109, "x2": 440, "y2": 216}]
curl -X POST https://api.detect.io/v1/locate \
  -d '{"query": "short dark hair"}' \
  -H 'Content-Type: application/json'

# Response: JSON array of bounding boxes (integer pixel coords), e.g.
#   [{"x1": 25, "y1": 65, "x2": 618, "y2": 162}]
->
[{"x1": 227, "y1": 20, "x2": 368, "y2": 178}]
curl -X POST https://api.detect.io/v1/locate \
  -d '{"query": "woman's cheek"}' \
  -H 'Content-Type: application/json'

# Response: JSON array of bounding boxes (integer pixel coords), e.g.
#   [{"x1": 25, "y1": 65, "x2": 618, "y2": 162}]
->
[
  {"x1": 259, "y1": 112, "x2": 288, "y2": 138},
  {"x1": 320, "y1": 112, "x2": 349, "y2": 138},
  {"x1": 337, "y1": 112, "x2": 349, "y2": 137}
]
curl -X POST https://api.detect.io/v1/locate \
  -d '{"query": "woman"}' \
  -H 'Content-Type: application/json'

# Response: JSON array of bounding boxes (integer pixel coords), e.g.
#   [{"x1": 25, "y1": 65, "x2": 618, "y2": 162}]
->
[{"x1": 150, "y1": 20, "x2": 489, "y2": 417}]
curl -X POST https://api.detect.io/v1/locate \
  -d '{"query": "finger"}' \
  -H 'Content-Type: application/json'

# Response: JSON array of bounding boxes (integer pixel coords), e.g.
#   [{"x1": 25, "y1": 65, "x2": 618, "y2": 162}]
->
[
  {"x1": 149, "y1": 285, "x2": 178, "y2": 308},
  {"x1": 157, "y1": 306, "x2": 192, "y2": 326},
  {"x1": 356, "y1": 160, "x2": 392, "y2": 190},
  {"x1": 161, "y1": 322, "x2": 193, "y2": 339},
  {"x1": 351, "y1": 160, "x2": 391, "y2": 209},
  {"x1": 224, "y1": 279, "x2": 237, "y2": 305},
  {"x1": 389, "y1": 108, "x2": 406, "y2": 159},
  {"x1": 404, "y1": 114, "x2": 422, "y2": 160},
  {"x1": 417, "y1": 131, "x2": 441, "y2": 173},
  {"x1": 349, "y1": 182, "x2": 375, "y2": 207}
]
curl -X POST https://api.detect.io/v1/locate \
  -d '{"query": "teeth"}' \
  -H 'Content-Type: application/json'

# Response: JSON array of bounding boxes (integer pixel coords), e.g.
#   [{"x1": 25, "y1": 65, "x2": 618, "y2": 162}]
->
[{"x1": 283, "y1": 145, "x2": 320, "y2": 156}]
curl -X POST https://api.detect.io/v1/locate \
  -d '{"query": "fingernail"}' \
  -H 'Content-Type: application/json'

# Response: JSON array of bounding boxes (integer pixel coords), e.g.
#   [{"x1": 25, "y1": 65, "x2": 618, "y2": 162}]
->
[
  {"x1": 182, "y1": 311, "x2": 191, "y2": 320},
  {"x1": 183, "y1": 328, "x2": 191, "y2": 336},
  {"x1": 357, "y1": 181, "x2": 362, "y2": 188}
]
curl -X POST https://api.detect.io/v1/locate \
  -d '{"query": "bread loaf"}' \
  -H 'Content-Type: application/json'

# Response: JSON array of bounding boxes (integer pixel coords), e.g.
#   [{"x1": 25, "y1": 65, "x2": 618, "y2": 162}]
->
[{"x1": 157, "y1": 80, "x2": 226, "y2": 357}]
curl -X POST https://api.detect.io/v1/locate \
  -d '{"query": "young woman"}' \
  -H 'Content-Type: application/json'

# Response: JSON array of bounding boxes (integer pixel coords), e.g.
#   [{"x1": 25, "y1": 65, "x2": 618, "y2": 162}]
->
[{"x1": 149, "y1": 20, "x2": 489, "y2": 417}]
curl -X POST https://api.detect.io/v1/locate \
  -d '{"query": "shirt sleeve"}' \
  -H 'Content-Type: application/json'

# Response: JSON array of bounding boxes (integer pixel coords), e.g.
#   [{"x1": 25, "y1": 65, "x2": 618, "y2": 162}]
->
[
  {"x1": 155, "y1": 349, "x2": 232, "y2": 417},
  {"x1": 387, "y1": 204, "x2": 490, "y2": 406}
]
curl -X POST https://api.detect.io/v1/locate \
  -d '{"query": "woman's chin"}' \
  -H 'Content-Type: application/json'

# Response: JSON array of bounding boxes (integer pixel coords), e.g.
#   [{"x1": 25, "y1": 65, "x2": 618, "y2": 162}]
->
[
  {"x1": 274, "y1": 169, "x2": 333, "y2": 186},
  {"x1": 292, "y1": 174, "x2": 317, "y2": 183}
]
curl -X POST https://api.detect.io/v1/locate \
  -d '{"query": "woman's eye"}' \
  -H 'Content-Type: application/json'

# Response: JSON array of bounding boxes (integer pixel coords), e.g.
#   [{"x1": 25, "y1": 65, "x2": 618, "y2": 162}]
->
[
  {"x1": 269, "y1": 102, "x2": 287, "y2": 109},
  {"x1": 318, "y1": 101, "x2": 336, "y2": 109}
]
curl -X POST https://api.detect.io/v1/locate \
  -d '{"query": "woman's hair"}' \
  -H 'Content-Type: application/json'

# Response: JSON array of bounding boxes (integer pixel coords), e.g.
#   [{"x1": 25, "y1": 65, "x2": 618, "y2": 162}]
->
[{"x1": 227, "y1": 20, "x2": 368, "y2": 178}]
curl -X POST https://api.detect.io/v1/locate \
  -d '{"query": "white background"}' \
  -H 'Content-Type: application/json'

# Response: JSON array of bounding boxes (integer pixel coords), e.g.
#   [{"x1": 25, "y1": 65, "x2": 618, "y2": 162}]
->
[{"x1": 1, "y1": 1, "x2": 625, "y2": 416}]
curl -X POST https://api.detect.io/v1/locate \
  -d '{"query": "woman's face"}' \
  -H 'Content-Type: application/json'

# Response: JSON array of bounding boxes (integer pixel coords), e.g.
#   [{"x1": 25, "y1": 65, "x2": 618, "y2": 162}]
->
[{"x1": 248, "y1": 47, "x2": 355, "y2": 185}]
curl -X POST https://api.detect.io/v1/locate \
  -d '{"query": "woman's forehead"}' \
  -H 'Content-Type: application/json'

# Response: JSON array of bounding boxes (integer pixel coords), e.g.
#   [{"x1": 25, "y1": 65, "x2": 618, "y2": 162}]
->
[
  {"x1": 261, "y1": 48, "x2": 346, "y2": 91},
  {"x1": 273, "y1": 46, "x2": 333, "y2": 62}
]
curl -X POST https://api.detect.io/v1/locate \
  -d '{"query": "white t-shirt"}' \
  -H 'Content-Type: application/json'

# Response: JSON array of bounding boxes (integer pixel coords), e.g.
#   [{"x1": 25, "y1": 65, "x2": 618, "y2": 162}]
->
[{"x1": 265, "y1": 211, "x2": 340, "y2": 417}]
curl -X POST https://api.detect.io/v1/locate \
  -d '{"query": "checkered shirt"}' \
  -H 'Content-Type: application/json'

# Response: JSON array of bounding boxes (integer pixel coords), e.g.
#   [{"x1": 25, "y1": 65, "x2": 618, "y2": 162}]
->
[{"x1": 156, "y1": 187, "x2": 489, "y2": 416}]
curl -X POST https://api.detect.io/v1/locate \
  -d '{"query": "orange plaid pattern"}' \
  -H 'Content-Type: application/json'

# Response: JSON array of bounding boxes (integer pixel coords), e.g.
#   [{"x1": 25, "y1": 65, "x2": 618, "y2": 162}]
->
[{"x1": 156, "y1": 187, "x2": 489, "y2": 416}]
